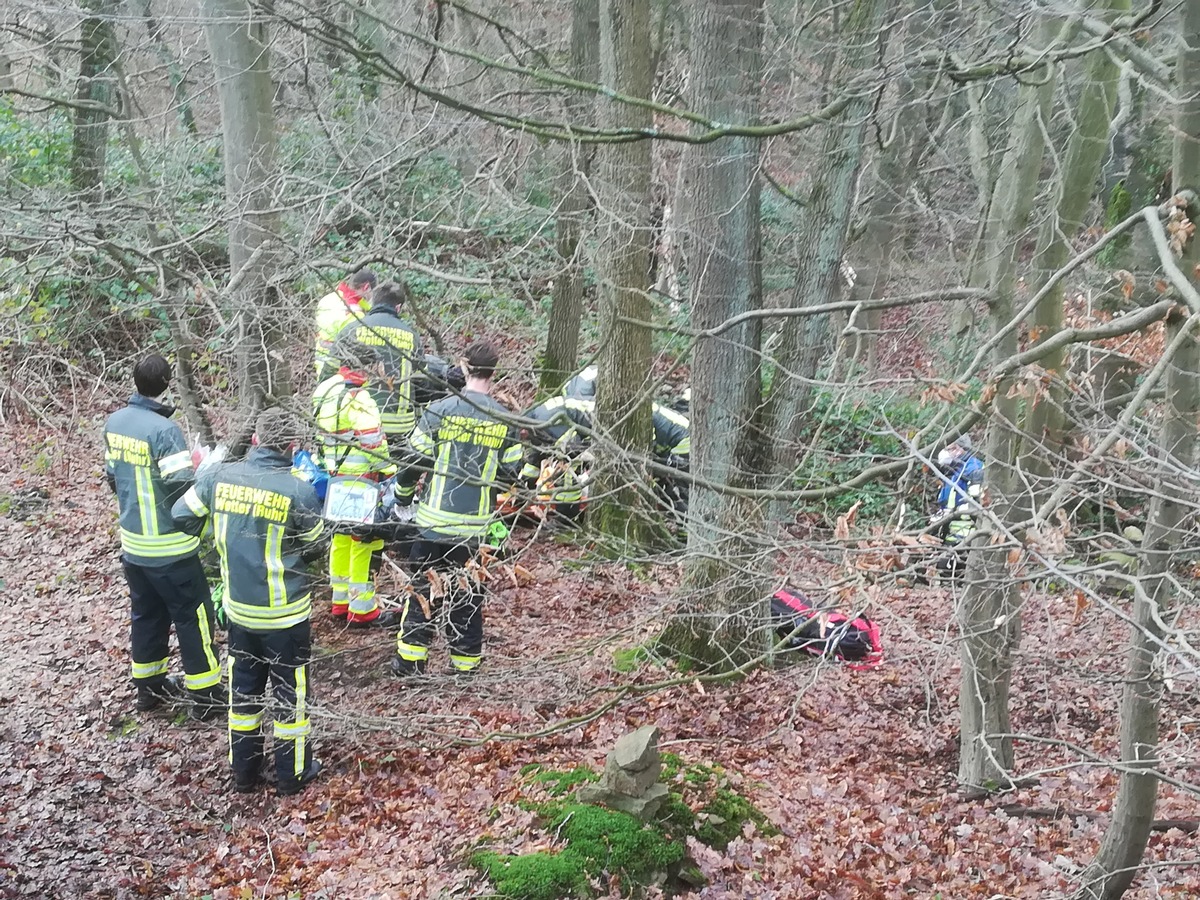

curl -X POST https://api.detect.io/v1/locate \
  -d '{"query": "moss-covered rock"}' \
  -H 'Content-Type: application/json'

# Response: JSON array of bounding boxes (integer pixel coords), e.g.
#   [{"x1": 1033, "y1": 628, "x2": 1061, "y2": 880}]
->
[{"x1": 473, "y1": 757, "x2": 775, "y2": 897}]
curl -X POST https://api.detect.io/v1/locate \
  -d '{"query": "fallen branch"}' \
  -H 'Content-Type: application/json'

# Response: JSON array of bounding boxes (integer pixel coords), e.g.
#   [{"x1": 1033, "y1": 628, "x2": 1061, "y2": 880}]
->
[{"x1": 1000, "y1": 805, "x2": 1199, "y2": 833}]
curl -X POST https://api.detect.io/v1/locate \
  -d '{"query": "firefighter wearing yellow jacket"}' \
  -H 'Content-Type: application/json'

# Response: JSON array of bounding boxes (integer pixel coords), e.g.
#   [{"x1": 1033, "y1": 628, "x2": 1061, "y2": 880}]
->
[
  {"x1": 314, "y1": 268, "x2": 377, "y2": 378},
  {"x1": 172, "y1": 408, "x2": 326, "y2": 796},
  {"x1": 312, "y1": 349, "x2": 397, "y2": 625},
  {"x1": 103, "y1": 354, "x2": 223, "y2": 720}
]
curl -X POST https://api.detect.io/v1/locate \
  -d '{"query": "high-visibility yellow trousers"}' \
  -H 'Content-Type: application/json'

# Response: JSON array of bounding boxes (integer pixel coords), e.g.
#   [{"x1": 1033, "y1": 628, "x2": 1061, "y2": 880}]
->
[{"x1": 329, "y1": 532, "x2": 384, "y2": 622}]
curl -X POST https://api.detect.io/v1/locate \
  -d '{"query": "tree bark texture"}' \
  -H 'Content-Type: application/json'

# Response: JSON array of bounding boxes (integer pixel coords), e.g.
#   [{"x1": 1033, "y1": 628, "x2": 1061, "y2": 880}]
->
[
  {"x1": 957, "y1": 15, "x2": 1060, "y2": 792},
  {"x1": 1021, "y1": 0, "x2": 1128, "y2": 504},
  {"x1": 71, "y1": 0, "x2": 118, "y2": 198},
  {"x1": 849, "y1": 2, "x2": 940, "y2": 372},
  {"x1": 660, "y1": 0, "x2": 767, "y2": 669},
  {"x1": 1079, "y1": 2, "x2": 1200, "y2": 893},
  {"x1": 202, "y1": 0, "x2": 291, "y2": 424},
  {"x1": 1077, "y1": 312, "x2": 1200, "y2": 900},
  {"x1": 764, "y1": 0, "x2": 886, "y2": 520},
  {"x1": 540, "y1": 0, "x2": 600, "y2": 394},
  {"x1": 590, "y1": 0, "x2": 658, "y2": 549},
  {"x1": 141, "y1": 0, "x2": 198, "y2": 136}
]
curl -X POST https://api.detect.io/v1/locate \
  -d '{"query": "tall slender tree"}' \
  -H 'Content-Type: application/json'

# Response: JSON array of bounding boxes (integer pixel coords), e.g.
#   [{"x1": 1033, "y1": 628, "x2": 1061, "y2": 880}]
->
[
  {"x1": 659, "y1": 0, "x2": 766, "y2": 667},
  {"x1": 763, "y1": 0, "x2": 887, "y2": 520},
  {"x1": 1078, "y1": 2, "x2": 1200, "y2": 894},
  {"x1": 956, "y1": 13, "x2": 1061, "y2": 792},
  {"x1": 589, "y1": 0, "x2": 658, "y2": 548},
  {"x1": 1021, "y1": 0, "x2": 1129, "y2": 502},
  {"x1": 540, "y1": 0, "x2": 600, "y2": 394},
  {"x1": 71, "y1": 0, "x2": 118, "y2": 198},
  {"x1": 202, "y1": 0, "x2": 291, "y2": 425}
]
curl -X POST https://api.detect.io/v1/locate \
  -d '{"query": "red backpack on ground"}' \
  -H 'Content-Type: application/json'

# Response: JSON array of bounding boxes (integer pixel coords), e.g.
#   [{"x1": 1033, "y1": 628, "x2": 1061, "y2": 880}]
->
[{"x1": 771, "y1": 588, "x2": 884, "y2": 671}]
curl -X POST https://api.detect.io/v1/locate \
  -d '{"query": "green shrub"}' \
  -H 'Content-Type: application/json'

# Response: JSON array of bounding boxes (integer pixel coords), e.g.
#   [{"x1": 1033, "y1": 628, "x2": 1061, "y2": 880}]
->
[
  {"x1": 790, "y1": 383, "x2": 979, "y2": 520},
  {"x1": 472, "y1": 805, "x2": 684, "y2": 900}
]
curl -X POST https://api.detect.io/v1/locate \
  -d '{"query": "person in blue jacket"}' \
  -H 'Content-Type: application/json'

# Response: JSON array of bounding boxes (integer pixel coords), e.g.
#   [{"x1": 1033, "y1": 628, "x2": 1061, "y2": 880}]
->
[{"x1": 935, "y1": 435, "x2": 983, "y2": 546}]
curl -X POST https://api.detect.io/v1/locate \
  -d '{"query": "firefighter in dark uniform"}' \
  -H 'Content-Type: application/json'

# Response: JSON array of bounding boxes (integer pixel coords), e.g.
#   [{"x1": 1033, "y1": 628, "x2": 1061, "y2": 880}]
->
[
  {"x1": 103, "y1": 354, "x2": 223, "y2": 719},
  {"x1": 520, "y1": 394, "x2": 691, "y2": 515},
  {"x1": 333, "y1": 279, "x2": 424, "y2": 459},
  {"x1": 562, "y1": 364, "x2": 597, "y2": 400},
  {"x1": 390, "y1": 341, "x2": 525, "y2": 677},
  {"x1": 517, "y1": 394, "x2": 596, "y2": 520},
  {"x1": 172, "y1": 407, "x2": 326, "y2": 795}
]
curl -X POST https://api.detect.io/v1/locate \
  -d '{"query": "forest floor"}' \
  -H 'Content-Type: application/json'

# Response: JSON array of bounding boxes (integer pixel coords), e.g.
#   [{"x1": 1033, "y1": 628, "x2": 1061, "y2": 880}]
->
[{"x1": 1, "y1": 408, "x2": 1198, "y2": 900}]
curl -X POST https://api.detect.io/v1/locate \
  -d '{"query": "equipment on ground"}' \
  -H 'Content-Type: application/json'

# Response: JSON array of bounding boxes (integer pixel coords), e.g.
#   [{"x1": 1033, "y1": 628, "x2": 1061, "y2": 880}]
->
[{"x1": 771, "y1": 588, "x2": 883, "y2": 669}]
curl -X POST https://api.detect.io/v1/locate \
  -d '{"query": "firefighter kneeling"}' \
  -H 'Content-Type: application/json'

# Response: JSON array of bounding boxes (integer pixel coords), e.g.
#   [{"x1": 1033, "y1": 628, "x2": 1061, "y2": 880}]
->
[{"x1": 313, "y1": 346, "x2": 399, "y2": 626}]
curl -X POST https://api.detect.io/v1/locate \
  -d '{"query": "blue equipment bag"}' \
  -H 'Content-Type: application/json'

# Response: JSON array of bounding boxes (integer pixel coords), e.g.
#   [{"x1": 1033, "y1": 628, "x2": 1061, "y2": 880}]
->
[{"x1": 292, "y1": 449, "x2": 330, "y2": 501}]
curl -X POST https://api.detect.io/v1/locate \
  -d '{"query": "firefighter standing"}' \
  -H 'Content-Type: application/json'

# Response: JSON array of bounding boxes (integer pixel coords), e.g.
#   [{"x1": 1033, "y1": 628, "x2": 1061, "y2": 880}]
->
[
  {"x1": 391, "y1": 341, "x2": 524, "y2": 677},
  {"x1": 314, "y1": 268, "x2": 377, "y2": 378},
  {"x1": 102, "y1": 354, "x2": 223, "y2": 719},
  {"x1": 172, "y1": 408, "x2": 326, "y2": 795},
  {"x1": 333, "y1": 279, "x2": 424, "y2": 465},
  {"x1": 312, "y1": 348, "x2": 397, "y2": 625},
  {"x1": 935, "y1": 435, "x2": 983, "y2": 545}
]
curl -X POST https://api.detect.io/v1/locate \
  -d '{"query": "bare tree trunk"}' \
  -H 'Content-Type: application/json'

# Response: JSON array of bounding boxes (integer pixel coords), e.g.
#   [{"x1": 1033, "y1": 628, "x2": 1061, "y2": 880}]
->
[
  {"x1": 1021, "y1": 0, "x2": 1128, "y2": 506},
  {"x1": 660, "y1": 0, "x2": 767, "y2": 669},
  {"x1": 590, "y1": 0, "x2": 659, "y2": 549},
  {"x1": 141, "y1": 0, "x2": 199, "y2": 137},
  {"x1": 202, "y1": 0, "x2": 291, "y2": 435},
  {"x1": 1078, "y1": 3, "x2": 1200, "y2": 893},
  {"x1": 540, "y1": 0, "x2": 599, "y2": 394},
  {"x1": 957, "y1": 15, "x2": 1060, "y2": 792},
  {"x1": 71, "y1": 0, "x2": 118, "y2": 198},
  {"x1": 763, "y1": 0, "x2": 886, "y2": 520},
  {"x1": 850, "y1": 2, "x2": 940, "y2": 371}
]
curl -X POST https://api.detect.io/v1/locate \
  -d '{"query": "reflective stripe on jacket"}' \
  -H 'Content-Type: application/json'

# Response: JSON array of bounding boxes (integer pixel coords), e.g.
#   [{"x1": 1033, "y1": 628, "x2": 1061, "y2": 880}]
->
[
  {"x1": 103, "y1": 394, "x2": 200, "y2": 566},
  {"x1": 402, "y1": 391, "x2": 524, "y2": 540},
  {"x1": 939, "y1": 456, "x2": 983, "y2": 546},
  {"x1": 312, "y1": 375, "x2": 396, "y2": 477},
  {"x1": 335, "y1": 306, "x2": 424, "y2": 439},
  {"x1": 171, "y1": 446, "x2": 325, "y2": 631}
]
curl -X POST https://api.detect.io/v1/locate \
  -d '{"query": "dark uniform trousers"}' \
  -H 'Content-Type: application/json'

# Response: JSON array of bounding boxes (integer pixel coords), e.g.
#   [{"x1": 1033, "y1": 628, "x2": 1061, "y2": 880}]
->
[
  {"x1": 398, "y1": 540, "x2": 484, "y2": 672},
  {"x1": 122, "y1": 554, "x2": 219, "y2": 690},
  {"x1": 228, "y1": 619, "x2": 314, "y2": 791}
]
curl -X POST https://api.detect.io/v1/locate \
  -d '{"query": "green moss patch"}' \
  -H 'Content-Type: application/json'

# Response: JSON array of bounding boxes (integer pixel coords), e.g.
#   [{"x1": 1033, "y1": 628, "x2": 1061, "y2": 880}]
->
[
  {"x1": 472, "y1": 758, "x2": 775, "y2": 897},
  {"x1": 528, "y1": 765, "x2": 601, "y2": 797},
  {"x1": 471, "y1": 804, "x2": 684, "y2": 900}
]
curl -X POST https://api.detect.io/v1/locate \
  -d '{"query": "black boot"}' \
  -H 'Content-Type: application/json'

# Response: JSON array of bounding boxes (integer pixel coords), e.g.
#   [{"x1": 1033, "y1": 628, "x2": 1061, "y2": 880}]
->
[
  {"x1": 277, "y1": 758, "x2": 322, "y2": 797},
  {"x1": 135, "y1": 675, "x2": 186, "y2": 712},
  {"x1": 348, "y1": 608, "x2": 402, "y2": 629},
  {"x1": 188, "y1": 684, "x2": 229, "y2": 723},
  {"x1": 389, "y1": 656, "x2": 427, "y2": 679}
]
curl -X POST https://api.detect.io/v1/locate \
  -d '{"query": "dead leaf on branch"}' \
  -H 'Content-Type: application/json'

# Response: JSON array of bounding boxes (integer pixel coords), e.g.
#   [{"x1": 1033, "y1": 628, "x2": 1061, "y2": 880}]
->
[
  {"x1": 1112, "y1": 269, "x2": 1135, "y2": 300},
  {"x1": 426, "y1": 568, "x2": 447, "y2": 601},
  {"x1": 1071, "y1": 590, "x2": 1090, "y2": 626},
  {"x1": 834, "y1": 500, "x2": 863, "y2": 541},
  {"x1": 919, "y1": 382, "x2": 970, "y2": 408}
]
